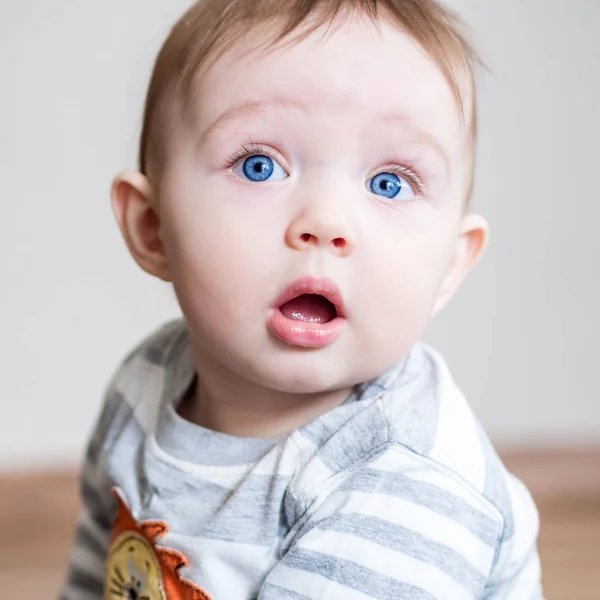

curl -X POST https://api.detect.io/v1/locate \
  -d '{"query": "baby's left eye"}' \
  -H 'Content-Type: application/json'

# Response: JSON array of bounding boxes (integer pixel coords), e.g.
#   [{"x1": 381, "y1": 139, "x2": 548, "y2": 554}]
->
[{"x1": 368, "y1": 172, "x2": 416, "y2": 201}]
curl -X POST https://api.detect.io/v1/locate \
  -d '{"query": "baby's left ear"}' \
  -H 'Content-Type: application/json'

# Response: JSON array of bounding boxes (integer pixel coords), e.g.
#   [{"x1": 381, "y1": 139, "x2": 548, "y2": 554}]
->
[{"x1": 433, "y1": 213, "x2": 489, "y2": 316}]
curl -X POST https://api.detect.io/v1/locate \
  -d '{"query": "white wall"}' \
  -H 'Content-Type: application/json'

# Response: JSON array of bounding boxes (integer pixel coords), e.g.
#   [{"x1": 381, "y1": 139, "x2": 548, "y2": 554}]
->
[
  {"x1": 1, "y1": 0, "x2": 598, "y2": 472},
  {"x1": 427, "y1": 0, "x2": 600, "y2": 447}
]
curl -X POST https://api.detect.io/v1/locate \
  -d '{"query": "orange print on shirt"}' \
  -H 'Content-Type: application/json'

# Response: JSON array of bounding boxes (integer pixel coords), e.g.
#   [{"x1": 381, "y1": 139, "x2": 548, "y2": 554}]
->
[{"x1": 105, "y1": 488, "x2": 212, "y2": 600}]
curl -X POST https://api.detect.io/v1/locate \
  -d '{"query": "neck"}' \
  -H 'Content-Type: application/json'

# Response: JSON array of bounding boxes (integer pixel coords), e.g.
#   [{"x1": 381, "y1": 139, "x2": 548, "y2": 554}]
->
[{"x1": 181, "y1": 344, "x2": 352, "y2": 438}]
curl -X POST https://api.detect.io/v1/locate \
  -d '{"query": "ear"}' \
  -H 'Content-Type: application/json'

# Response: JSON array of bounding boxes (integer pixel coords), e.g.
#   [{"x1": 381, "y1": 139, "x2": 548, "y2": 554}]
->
[
  {"x1": 111, "y1": 170, "x2": 171, "y2": 282},
  {"x1": 432, "y1": 213, "x2": 489, "y2": 316}
]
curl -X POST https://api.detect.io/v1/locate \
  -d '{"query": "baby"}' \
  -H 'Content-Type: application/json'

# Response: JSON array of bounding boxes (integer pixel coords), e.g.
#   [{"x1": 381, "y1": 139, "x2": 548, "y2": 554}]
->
[{"x1": 61, "y1": 0, "x2": 543, "y2": 599}]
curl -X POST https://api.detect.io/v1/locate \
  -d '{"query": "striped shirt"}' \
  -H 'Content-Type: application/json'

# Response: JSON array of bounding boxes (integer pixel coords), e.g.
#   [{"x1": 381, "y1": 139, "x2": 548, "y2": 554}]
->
[{"x1": 60, "y1": 320, "x2": 543, "y2": 599}]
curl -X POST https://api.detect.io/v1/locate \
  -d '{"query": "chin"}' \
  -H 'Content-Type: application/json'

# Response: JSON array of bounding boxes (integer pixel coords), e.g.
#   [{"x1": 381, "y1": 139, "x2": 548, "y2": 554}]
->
[{"x1": 247, "y1": 350, "x2": 359, "y2": 395}]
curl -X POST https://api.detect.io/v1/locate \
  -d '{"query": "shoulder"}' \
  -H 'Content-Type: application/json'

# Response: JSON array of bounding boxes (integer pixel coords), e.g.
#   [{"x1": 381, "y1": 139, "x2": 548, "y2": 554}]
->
[
  {"x1": 118, "y1": 318, "x2": 189, "y2": 374},
  {"x1": 292, "y1": 344, "x2": 534, "y2": 537},
  {"x1": 380, "y1": 343, "x2": 535, "y2": 536},
  {"x1": 284, "y1": 435, "x2": 506, "y2": 594},
  {"x1": 88, "y1": 319, "x2": 191, "y2": 458},
  {"x1": 109, "y1": 318, "x2": 189, "y2": 410}
]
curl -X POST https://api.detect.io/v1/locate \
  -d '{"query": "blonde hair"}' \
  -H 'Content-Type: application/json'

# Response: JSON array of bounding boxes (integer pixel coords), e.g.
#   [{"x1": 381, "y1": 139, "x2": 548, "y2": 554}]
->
[{"x1": 139, "y1": 0, "x2": 479, "y2": 192}]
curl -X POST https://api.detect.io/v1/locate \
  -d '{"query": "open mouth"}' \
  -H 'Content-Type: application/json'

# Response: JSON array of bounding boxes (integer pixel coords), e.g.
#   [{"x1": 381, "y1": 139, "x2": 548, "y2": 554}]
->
[
  {"x1": 269, "y1": 277, "x2": 346, "y2": 348},
  {"x1": 279, "y1": 293, "x2": 338, "y2": 324}
]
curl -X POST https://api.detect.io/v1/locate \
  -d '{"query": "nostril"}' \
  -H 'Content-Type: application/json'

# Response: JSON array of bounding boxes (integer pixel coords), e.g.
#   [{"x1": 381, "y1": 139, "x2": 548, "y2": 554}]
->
[
  {"x1": 300, "y1": 233, "x2": 312, "y2": 243},
  {"x1": 332, "y1": 237, "x2": 345, "y2": 248}
]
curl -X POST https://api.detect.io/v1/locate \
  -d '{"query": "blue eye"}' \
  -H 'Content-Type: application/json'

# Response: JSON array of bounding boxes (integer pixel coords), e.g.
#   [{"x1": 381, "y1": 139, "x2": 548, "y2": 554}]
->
[
  {"x1": 369, "y1": 172, "x2": 416, "y2": 201},
  {"x1": 234, "y1": 154, "x2": 287, "y2": 182}
]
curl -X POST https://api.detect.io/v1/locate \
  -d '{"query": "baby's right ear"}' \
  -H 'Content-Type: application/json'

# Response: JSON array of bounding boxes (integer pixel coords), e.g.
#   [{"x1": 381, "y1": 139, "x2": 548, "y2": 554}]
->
[{"x1": 110, "y1": 171, "x2": 171, "y2": 282}]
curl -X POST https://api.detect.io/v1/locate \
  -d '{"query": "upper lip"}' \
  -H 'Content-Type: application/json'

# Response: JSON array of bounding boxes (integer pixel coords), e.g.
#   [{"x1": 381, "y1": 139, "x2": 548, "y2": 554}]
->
[{"x1": 272, "y1": 276, "x2": 346, "y2": 318}]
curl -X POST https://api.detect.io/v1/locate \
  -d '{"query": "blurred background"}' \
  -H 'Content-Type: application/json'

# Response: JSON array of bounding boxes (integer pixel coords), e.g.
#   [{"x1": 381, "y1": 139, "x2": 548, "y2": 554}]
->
[{"x1": 1, "y1": 0, "x2": 598, "y2": 598}]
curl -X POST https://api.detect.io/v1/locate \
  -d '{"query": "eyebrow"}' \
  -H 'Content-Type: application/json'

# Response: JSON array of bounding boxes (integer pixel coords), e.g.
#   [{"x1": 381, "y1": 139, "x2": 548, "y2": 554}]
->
[
  {"x1": 200, "y1": 97, "x2": 306, "y2": 143},
  {"x1": 200, "y1": 97, "x2": 451, "y2": 171},
  {"x1": 379, "y1": 110, "x2": 451, "y2": 173}
]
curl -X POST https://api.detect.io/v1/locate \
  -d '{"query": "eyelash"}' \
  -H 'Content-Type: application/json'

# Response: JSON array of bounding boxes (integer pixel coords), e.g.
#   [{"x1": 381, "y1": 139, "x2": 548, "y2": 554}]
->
[
  {"x1": 375, "y1": 161, "x2": 424, "y2": 196},
  {"x1": 224, "y1": 143, "x2": 425, "y2": 195},
  {"x1": 224, "y1": 143, "x2": 279, "y2": 169}
]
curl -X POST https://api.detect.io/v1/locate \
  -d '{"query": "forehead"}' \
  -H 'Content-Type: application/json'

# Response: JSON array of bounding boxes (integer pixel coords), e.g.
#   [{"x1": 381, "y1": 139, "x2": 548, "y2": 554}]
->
[{"x1": 192, "y1": 16, "x2": 467, "y2": 157}]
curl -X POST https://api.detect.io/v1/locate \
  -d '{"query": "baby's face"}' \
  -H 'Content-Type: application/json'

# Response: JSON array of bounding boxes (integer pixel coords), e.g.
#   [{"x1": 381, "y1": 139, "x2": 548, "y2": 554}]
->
[{"x1": 157, "y1": 17, "x2": 477, "y2": 393}]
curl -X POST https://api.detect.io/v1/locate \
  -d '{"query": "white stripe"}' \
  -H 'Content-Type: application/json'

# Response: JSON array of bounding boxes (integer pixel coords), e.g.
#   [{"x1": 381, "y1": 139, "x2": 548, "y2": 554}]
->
[
  {"x1": 511, "y1": 551, "x2": 542, "y2": 600},
  {"x1": 251, "y1": 440, "x2": 303, "y2": 477},
  {"x1": 370, "y1": 447, "x2": 500, "y2": 517},
  {"x1": 287, "y1": 440, "x2": 336, "y2": 505},
  {"x1": 289, "y1": 429, "x2": 320, "y2": 455},
  {"x1": 147, "y1": 436, "x2": 255, "y2": 479},
  {"x1": 481, "y1": 473, "x2": 539, "y2": 593},
  {"x1": 297, "y1": 454, "x2": 335, "y2": 487},
  {"x1": 299, "y1": 529, "x2": 473, "y2": 600},
  {"x1": 267, "y1": 563, "x2": 375, "y2": 600},
  {"x1": 165, "y1": 535, "x2": 280, "y2": 599},
  {"x1": 421, "y1": 343, "x2": 487, "y2": 493},
  {"x1": 338, "y1": 491, "x2": 495, "y2": 573},
  {"x1": 505, "y1": 474, "x2": 540, "y2": 570},
  {"x1": 146, "y1": 436, "x2": 301, "y2": 482},
  {"x1": 429, "y1": 384, "x2": 487, "y2": 493}
]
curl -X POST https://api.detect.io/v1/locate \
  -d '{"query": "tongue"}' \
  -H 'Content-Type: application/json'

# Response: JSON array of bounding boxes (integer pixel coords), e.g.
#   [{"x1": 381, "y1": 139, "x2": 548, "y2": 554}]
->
[{"x1": 280, "y1": 294, "x2": 336, "y2": 323}]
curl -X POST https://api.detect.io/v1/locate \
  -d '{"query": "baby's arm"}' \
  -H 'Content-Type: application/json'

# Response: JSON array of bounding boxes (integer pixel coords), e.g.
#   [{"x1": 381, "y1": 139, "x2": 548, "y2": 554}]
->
[
  {"x1": 59, "y1": 391, "x2": 121, "y2": 599},
  {"x1": 257, "y1": 444, "x2": 541, "y2": 600},
  {"x1": 481, "y1": 473, "x2": 543, "y2": 599}
]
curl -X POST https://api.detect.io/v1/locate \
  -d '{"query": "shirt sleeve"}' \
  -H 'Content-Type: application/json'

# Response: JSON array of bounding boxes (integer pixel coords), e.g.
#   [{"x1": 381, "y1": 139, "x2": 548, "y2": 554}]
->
[
  {"x1": 58, "y1": 321, "x2": 188, "y2": 600},
  {"x1": 257, "y1": 444, "x2": 506, "y2": 600},
  {"x1": 59, "y1": 391, "x2": 121, "y2": 600},
  {"x1": 482, "y1": 474, "x2": 544, "y2": 599}
]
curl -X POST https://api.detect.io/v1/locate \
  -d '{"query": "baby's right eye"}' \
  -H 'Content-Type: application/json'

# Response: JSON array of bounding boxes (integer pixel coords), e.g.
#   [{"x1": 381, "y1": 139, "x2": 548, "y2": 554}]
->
[{"x1": 233, "y1": 154, "x2": 288, "y2": 183}]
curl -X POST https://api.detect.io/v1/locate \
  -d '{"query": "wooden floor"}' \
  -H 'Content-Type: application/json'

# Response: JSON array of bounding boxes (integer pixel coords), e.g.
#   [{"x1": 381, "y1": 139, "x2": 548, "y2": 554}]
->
[{"x1": 0, "y1": 449, "x2": 598, "y2": 599}]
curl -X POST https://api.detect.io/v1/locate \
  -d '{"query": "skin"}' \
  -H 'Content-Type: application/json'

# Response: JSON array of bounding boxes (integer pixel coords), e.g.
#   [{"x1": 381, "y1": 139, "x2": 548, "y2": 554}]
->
[{"x1": 111, "y1": 15, "x2": 489, "y2": 438}]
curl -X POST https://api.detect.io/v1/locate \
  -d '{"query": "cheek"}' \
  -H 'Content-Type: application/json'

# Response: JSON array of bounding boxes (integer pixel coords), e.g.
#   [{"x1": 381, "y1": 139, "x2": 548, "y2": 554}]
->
[
  {"x1": 360, "y1": 221, "x2": 455, "y2": 330},
  {"x1": 159, "y1": 187, "x2": 282, "y2": 316}
]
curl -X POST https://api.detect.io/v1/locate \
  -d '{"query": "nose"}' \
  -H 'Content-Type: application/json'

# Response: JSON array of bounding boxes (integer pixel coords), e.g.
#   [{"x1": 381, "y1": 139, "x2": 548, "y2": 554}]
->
[{"x1": 285, "y1": 194, "x2": 356, "y2": 258}]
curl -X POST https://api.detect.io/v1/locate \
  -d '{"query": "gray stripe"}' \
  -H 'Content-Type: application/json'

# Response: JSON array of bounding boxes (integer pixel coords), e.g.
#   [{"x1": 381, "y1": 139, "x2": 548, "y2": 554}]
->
[
  {"x1": 304, "y1": 345, "x2": 439, "y2": 474},
  {"x1": 138, "y1": 319, "x2": 186, "y2": 366},
  {"x1": 157, "y1": 399, "x2": 281, "y2": 466},
  {"x1": 67, "y1": 566, "x2": 104, "y2": 595},
  {"x1": 81, "y1": 477, "x2": 113, "y2": 532},
  {"x1": 258, "y1": 584, "x2": 313, "y2": 600},
  {"x1": 283, "y1": 485, "x2": 308, "y2": 535},
  {"x1": 381, "y1": 350, "x2": 440, "y2": 456},
  {"x1": 310, "y1": 405, "x2": 389, "y2": 473},
  {"x1": 318, "y1": 513, "x2": 486, "y2": 595},
  {"x1": 298, "y1": 400, "x2": 373, "y2": 451},
  {"x1": 86, "y1": 390, "x2": 133, "y2": 466},
  {"x1": 202, "y1": 475, "x2": 290, "y2": 545},
  {"x1": 144, "y1": 470, "x2": 290, "y2": 546},
  {"x1": 282, "y1": 548, "x2": 437, "y2": 600},
  {"x1": 76, "y1": 522, "x2": 107, "y2": 558},
  {"x1": 342, "y1": 468, "x2": 500, "y2": 546},
  {"x1": 142, "y1": 461, "x2": 233, "y2": 515},
  {"x1": 203, "y1": 475, "x2": 289, "y2": 547}
]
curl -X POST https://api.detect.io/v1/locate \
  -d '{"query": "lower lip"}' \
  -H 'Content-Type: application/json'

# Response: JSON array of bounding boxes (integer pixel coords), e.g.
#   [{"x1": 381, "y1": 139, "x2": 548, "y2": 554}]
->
[{"x1": 268, "y1": 309, "x2": 345, "y2": 348}]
